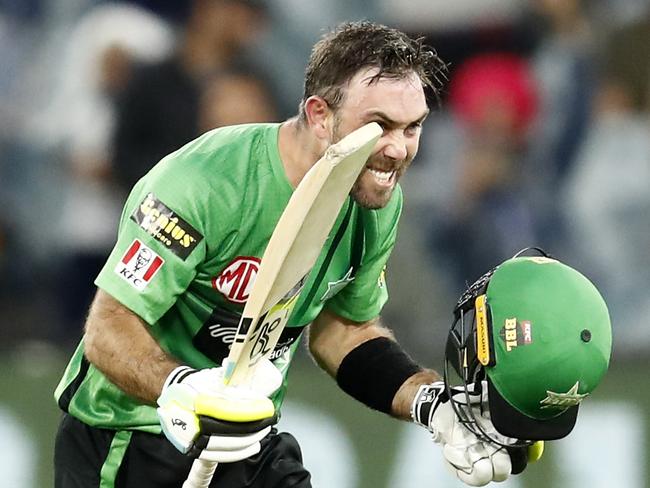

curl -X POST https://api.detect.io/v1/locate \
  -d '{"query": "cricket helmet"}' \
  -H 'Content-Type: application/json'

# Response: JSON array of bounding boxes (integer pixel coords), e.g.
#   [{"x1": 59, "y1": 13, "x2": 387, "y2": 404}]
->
[{"x1": 445, "y1": 249, "x2": 612, "y2": 442}]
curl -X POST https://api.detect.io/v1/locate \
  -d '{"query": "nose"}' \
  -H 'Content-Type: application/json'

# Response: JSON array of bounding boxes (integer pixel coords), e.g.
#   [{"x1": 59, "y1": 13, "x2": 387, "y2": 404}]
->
[{"x1": 382, "y1": 132, "x2": 408, "y2": 161}]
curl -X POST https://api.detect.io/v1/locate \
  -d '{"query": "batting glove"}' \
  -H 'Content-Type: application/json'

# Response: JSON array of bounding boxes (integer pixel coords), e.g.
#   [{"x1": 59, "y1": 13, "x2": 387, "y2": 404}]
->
[
  {"x1": 411, "y1": 381, "x2": 513, "y2": 486},
  {"x1": 157, "y1": 358, "x2": 282, "y2": 463}
]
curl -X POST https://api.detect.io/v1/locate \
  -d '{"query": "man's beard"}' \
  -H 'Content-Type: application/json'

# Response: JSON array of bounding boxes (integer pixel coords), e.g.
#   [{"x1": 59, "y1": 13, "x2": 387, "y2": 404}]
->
[{"x1": 349, "y1": 168, "x2": 398, "y2": 209}]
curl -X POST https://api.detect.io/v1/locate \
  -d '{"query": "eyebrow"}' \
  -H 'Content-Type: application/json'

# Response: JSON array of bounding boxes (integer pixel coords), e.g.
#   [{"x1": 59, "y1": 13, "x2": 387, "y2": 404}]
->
[{"x1": 364, "y1": 108, "x2": 430, "y2": 128}]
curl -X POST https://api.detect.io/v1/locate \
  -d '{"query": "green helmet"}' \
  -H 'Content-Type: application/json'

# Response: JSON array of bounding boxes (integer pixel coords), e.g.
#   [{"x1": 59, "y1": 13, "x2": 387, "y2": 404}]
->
[{"x1": 445, "y1": 251, "x2": 612, "y2": 441}]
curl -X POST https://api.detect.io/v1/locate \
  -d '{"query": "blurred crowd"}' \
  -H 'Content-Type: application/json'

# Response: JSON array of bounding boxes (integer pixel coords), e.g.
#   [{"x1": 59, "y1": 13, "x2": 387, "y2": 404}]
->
[{"x1": 0, "y1": 0, "x2": 648, "y2": 358}]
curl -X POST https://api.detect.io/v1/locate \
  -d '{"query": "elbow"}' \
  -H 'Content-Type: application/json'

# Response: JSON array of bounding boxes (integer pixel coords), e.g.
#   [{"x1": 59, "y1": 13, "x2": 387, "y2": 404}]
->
[
  {"x1": 83, "y1": 315, "x2": 102, "y2": 366},
  {"x1": 306, "y1": 326, "x2": 320, "y2": 357},
  {"x1": 306, "y1": 327, "x2": 328, "y2": 373},
  {"x1": 82, "y1": 290, "x2": 113, "y2": 367}
]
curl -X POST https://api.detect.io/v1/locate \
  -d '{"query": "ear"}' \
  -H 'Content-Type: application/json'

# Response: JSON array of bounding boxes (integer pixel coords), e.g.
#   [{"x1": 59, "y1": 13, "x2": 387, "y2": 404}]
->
[{"x1": 303, "y1": 96, "x2": 332, "y2": 140}]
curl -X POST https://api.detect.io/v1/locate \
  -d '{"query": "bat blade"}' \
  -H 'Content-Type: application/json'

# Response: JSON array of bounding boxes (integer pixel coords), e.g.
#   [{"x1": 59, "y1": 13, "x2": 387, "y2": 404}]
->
[{"x1": 224, "y1": 122, "x2": 382, "y2": 385}]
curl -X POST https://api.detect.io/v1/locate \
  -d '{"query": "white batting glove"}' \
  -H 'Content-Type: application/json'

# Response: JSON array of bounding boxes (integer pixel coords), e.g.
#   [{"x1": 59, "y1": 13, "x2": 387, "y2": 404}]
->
[
  {"x1": 411, "y1": 381, "x2": 513, "y2": 486},
  {"x1": 157, "y1": 358, "x2": 282, "y2": 463}
]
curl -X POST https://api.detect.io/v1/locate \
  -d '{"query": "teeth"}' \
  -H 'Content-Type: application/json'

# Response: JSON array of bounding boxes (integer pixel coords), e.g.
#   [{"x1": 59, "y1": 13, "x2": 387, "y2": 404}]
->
[{"x1": 368, "y1": 168, "x2": 394, "y2": 183}]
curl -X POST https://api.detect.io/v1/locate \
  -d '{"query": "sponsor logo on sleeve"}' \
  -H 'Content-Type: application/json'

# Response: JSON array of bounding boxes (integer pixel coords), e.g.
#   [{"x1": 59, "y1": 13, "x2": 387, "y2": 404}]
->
[
  {"x1": 212, "y1": 256, "x2": 261, "y2": 304},
  {"x1": 130, "y1": 193, "x2": 203, "y2": 260},
  {"x1": 115, "y1": 239, "x2": 164, "y2": 290}
]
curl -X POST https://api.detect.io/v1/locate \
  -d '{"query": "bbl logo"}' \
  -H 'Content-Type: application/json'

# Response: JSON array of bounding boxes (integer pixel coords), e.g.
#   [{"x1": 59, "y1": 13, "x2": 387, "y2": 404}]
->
[
  {"x1": 212, "y1": 257, "x2": 261, "y2": 303},
  {"x1": 499, "y1": 318, "x2": 533, "y2": 352}
]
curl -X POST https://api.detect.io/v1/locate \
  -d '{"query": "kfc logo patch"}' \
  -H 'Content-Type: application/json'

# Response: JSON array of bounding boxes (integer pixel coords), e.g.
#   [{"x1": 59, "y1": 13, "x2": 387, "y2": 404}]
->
[
  {"x1": 212, "y1": 257, "x2": 260, "y2": 303},
  {"x1": 115, "y1": 239, "x2": 164, "y2": 290}
]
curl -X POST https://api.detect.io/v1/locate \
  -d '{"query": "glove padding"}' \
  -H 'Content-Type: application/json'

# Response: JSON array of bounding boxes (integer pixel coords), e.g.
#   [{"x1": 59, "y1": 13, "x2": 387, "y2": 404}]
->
[
  {"x1": 412, "y1": 381, "x2": 517, "y2": 486},
  {"x1": 157, "y1": 358, "x2": 282, "y2": 463},
  {"x1": 435, "y1": 396, "x2": 512, "y2": 486}
]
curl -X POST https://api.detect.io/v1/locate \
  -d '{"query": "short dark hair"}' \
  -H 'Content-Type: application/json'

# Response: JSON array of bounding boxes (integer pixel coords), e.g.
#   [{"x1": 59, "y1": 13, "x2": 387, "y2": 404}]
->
[{"x1": 299, "y1": 21, "x2": 447, "y2": 119}]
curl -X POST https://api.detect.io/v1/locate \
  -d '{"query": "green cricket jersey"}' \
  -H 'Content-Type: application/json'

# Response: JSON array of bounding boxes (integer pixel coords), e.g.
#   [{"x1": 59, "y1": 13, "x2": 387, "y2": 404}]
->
[{"x1": 55, "y1": 123, "x2": 402, "y2": 433}]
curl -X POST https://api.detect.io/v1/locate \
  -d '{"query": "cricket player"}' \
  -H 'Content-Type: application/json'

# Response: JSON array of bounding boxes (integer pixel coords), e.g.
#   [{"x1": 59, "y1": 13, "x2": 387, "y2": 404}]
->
[{"x1": 53, "y1": 21, "x2": 610, "y2": 488}]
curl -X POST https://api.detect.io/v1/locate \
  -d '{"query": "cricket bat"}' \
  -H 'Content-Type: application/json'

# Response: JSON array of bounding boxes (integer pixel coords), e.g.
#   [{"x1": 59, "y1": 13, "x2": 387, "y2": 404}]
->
[{"x1": 183, "y1": 122, "x2": 382, "y2": 488}]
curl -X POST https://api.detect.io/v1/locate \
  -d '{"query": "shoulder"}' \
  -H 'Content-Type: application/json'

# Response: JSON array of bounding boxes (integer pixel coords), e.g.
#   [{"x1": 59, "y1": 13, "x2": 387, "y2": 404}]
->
[
  {"x1": 131, "y1": 123, "x2": 279, "y2": 229},
  {"x1": 191, "y1": 123, "x2": 278, "y2": 156},
  {"x1": 148, "y1": 123, "x2": 278, "y2": 182},
  {"x1": 172, "y1": 123, "x2": 277, "y2": 160}
]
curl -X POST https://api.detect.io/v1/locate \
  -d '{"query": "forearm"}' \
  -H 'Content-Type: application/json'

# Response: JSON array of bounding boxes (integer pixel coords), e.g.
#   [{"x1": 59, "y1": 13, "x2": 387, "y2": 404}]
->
[
  {"x1": 391, "y1": 369, "x2": 440, "y2": 420},
  {"x1": 308, "y1": 309, "x2": 393, "y2": 375},
  {"x1": 309, "y1": 308, "x2": 441, "y2": 420},
  {"x1": 84, "y1": 289, "x2": 180, "y2": 404}
]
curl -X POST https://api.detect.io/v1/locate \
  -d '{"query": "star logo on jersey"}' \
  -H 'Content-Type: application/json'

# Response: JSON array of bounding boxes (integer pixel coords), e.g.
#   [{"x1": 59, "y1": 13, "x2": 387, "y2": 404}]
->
[
  {"x1": 320, "y1": 267, "x2": 355, "y2": 301},
  {"x1": 540, "y1": 381, "x2": 589, "y2": 411}
]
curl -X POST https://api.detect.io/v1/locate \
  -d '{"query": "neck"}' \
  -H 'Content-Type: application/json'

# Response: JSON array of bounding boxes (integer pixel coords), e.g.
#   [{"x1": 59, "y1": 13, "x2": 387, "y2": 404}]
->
[{"x1": 278, "y1": 117, "x2": 326, "y2": 188}]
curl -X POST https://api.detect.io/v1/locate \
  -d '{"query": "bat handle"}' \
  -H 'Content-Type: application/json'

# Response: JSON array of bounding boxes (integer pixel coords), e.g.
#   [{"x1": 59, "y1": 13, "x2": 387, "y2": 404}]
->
[{"x1": 183, "y1": 458, "x2": 218, "y2": 488}]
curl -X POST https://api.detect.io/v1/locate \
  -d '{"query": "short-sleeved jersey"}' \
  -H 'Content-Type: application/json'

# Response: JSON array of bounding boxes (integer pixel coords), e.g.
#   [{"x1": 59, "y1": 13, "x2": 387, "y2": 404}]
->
[{"x1": 55, "y1": 123, "x2": 402, "y2": 433}]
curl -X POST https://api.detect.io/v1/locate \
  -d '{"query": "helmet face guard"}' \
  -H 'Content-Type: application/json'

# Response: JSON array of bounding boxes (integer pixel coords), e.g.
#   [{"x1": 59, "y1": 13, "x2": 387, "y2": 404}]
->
[{"x1": 444, "y1": 249, "x2": 612, "y2": 444}]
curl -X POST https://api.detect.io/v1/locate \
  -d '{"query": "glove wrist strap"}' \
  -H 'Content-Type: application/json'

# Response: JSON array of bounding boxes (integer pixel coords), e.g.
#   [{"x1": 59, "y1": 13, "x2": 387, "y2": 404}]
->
[
  {"x1": 163, "y1": 365, "x2": 196, "y2": 390},
  {"x1": 411, "y1": 382, "x2": 446, "y2": 434}
]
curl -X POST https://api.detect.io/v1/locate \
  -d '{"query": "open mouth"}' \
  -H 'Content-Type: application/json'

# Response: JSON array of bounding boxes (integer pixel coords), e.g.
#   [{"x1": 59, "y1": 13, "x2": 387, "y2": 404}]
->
[{"x1": 367, "y1": 167, "x2": 396, "y2": 186}]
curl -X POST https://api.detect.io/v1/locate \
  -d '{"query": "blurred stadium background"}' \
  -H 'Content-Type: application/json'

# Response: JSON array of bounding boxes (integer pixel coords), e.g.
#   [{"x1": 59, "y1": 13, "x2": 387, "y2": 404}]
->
[{"x1": 0, "y1": 0, "x2": 648, "y2": 486}]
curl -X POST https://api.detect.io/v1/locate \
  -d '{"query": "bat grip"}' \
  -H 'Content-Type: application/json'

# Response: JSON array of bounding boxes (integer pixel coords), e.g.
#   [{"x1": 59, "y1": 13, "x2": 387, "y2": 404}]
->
[{"x1": 183, "y1": 458, "x2": 218, "y2": 488}]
